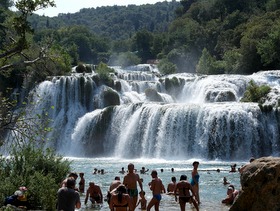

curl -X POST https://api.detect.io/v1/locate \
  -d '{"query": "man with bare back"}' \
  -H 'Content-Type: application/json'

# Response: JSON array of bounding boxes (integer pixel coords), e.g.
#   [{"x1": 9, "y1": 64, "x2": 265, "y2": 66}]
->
[
  {"x1": 147, "y1": 170, "x2": 166, "y2": 211},
  {"x1": 85, "y1": 182, "x2": 103, "y2": 205},
  {"x1": 123, "y1": 163, "x2": 143, "y2": 211}
]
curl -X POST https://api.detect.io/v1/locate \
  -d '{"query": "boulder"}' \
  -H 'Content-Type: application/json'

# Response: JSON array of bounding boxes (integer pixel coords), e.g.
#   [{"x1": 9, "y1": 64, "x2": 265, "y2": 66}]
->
[
  {"x1": 145, "y1": 88, "x2": 163, "y2": 102},
  {"x1": 230, "y1": 157, "x2": 280, "y2": 211}
]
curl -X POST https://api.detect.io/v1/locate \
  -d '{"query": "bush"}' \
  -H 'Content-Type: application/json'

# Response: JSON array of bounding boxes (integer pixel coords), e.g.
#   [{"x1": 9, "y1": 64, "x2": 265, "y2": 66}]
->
[
  {"x1": 0, "y1": 144, "x2": 71, "y2": 210},
  {"x1": 95, "y1": 62, "x2": 115, "y2": 86},
  {"x1": 75, "y1": 63, "x2": 87, "y2": 73},
  {"x1": 241, "y1": 80, "x2": 271, "y2": 103},
  {"x1": 158, "y1": 59, "x2": 177, "y2": 75}
]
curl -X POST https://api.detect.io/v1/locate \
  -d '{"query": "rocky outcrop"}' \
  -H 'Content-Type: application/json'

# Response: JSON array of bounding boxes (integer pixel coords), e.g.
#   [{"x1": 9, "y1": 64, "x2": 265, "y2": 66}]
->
[
  {"x1": 145, "y1": 88, "x2": 163, "y2": 102},
  {"x1": 230, "y1": 157, "x2": 280, "y2": 211}
]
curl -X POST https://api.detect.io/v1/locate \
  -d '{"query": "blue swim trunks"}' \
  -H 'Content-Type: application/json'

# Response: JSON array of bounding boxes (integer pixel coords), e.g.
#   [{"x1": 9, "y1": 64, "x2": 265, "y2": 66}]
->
[{"x1": 153, "y1": 194, "x2": 162, "y2": 201}]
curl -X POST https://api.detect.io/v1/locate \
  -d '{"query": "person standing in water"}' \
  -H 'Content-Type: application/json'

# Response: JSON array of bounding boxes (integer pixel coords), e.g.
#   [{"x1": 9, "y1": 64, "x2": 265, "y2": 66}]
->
[
  {"x1": 123, "y1": 163, "x2": 143, "y2": 211},
  {"x1": 147, "y1": 170, "x2": 166, "y2": 211},
  {"x1": 190, "y1": 161, "x2": 200, "y2": 204},
  {"x1": 167, "y1": 176, "x2": 177, "y2": 194},
  {"x1": 57, "y1": 177, "x2": 81, "y2": 211},
  {"x1": 78, "y1": 172, "x2": 85, "y2": 193},
  {"x1": 174, "y1": 175, "x2": 199, "y2": 211},
  {"x1": 109, "y1": 184, "x2": 132, "y2": 211}
]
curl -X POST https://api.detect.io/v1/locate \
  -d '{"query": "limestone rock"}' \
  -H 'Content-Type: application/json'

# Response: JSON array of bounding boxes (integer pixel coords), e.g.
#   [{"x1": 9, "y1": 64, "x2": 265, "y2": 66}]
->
[{"x1": 230, "y1": 157, "x2": 280, "y2": 211}]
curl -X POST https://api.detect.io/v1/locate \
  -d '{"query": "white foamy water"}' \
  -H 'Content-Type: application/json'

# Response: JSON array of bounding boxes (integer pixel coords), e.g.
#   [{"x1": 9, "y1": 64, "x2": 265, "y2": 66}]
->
[{"x1": 20, "y1": 68, "x2": 280, "y2": 160}]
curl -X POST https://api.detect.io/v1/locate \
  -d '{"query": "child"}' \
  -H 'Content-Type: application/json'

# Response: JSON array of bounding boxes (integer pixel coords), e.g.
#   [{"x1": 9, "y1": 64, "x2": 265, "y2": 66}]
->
[
  {"x1": 147, "y1": 170, "x2": 166, "y2": 211},
  {"x1": 136, "y1": 190, "x2": 147, "y2": 210}
]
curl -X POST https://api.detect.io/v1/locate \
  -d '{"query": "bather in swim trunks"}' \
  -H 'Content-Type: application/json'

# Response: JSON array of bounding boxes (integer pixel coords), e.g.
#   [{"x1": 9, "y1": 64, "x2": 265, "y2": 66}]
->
[
  {"x1": 127, "y1": 189, "x2": 138, "y2": 197},
  {"x1": 153, "y1": 194, "x2": 162, "y2": 201}
]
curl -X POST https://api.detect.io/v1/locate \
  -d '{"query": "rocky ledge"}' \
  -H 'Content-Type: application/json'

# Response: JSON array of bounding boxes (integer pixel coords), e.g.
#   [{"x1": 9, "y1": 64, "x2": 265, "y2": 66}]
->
[{"x1": 230, "y1": 156, "x2": 280, "y2": 211}]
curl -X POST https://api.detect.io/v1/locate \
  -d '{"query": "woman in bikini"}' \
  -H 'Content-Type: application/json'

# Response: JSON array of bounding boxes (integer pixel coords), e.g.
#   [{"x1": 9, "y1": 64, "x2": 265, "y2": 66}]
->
[
  {"x1": 174, "y1": 175, "x2": 199, "y2": 211},
  {"x1": 109, "y1": 184, "x2": 132, "y2": 211},
  {"x1": 191, "y1": 161, "x2": 200, "y2": 204}
]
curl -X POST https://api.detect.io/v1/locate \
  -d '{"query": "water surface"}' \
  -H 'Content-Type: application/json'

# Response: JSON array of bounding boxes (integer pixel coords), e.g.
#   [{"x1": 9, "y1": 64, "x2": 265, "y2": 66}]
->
[{"x1": 70, "y1": 157, "x2": 244, "y2": 211}]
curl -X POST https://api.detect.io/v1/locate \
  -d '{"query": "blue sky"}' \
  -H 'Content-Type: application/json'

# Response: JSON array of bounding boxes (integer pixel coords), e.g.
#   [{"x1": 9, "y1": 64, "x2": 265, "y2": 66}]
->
[{"x1": 35, "y1": 0, "x2": 175, "y2": 17}]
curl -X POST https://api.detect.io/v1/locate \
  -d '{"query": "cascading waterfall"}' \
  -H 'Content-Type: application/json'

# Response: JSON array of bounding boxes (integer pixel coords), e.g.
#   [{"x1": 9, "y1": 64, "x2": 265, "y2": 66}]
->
[{"x1": 26, "y1": 65, "x2": 280, "y2": 160}]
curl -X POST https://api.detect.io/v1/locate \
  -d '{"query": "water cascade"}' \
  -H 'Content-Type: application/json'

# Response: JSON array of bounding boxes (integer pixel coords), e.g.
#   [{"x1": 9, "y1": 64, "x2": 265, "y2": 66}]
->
[{"x1": 27, "y1": 65, "x2": 280, "y2": 160}]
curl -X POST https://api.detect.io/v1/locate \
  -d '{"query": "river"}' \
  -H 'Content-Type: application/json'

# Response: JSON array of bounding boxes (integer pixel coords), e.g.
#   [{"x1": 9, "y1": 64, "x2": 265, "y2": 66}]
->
[{"x1": 69, "y1": 157, "x2": 244, "y2": 211}]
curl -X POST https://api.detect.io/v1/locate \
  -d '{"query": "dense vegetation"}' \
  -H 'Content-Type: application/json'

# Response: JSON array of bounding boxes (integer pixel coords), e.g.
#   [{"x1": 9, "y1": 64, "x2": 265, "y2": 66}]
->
[
  {"x1": 29, "y1": 1, "x2": 180, "y2": 40},
  {"x1": 0, "y1": 1, "x2": 71, "y2": 209},
  {"x1": 28, "y1": 0, "x2": 280, "y2": 76},
  {"x1": 0, "y1": 0, "x2": 280, "y2": 208}
]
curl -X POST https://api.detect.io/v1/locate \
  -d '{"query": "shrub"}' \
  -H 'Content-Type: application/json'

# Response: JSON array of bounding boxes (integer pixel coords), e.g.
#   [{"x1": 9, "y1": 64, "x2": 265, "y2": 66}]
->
[
  {"x1": 0, "y1": 144, "x2": 71, "y2": 210},
  {"x1": 241, "y1": 80, "x2": 271, "y2": 103},
  {"x1": 75, "y1": 63, "x2": 87, "y2": 73},
  {"x1": 158, "y1": 59, "x2": 177, "y2": 75},
  {"x1": 95, "y1": 62, "x2": 115, "y2": 86}
]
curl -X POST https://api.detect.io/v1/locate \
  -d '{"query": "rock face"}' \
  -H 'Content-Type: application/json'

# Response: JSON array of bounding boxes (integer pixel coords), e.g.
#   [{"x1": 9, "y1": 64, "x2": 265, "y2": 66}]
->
[{"x1": 230, "y1": 157, "x2": 280, "y2": 211}]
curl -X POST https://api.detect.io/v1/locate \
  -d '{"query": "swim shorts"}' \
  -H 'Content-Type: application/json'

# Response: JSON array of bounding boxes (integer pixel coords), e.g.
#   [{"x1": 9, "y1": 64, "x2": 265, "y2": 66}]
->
[
  {"x1": 153, "y1": 194, "x2": 162, "y2": 201},
  {"x1": 127, "y1": 189, "x2": 138, "y2": 197}
]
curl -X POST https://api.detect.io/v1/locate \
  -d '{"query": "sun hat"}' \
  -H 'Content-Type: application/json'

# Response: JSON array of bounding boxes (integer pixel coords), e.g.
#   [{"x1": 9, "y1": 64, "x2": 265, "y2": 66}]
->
[
  {"x1": 14, "y1": 190, "x2": 23, "y2": 196},
  {"x1": 19, "y1": 186, "x2": 28, "y2": 191}
]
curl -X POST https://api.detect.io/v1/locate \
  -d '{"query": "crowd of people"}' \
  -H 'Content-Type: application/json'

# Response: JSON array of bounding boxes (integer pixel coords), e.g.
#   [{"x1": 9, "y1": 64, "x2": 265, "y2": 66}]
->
[
  {"x1": 4, "y1": 159, "x2": 249, "y2": 210},
  {"x1": 55, "y1": 162, "x2": 205, "y2": 211}
]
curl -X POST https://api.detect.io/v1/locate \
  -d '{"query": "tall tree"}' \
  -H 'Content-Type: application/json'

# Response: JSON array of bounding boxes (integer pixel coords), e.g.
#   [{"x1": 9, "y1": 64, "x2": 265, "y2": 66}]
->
[{"x1": 0, "y1": 0, "x2": 55, "y2": 73}]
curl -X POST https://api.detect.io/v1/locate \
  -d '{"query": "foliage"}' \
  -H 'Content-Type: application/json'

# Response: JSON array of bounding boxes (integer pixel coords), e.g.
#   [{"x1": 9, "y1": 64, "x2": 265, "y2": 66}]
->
[
  {"x1": 0, "y1": 91, "x2": 71, "y2": 210},
  {"x1": 0, "y1": 0, "x2": 55, "y2": 73},
  {"x1": 28, "y1": 1, "x2": 180, "y2": 40},
  {"x1": 158, "y1": 58, "x2": 177, "y2": 75},
  {"x1": 132, "y1": 30, "x2": 154, "y2": 63},
  {"x1": 241, "y1": 80, "x2": 271, "y2": 103},
  {"x1": 95, "y1": 62, "x2": 115, "y2": 85},
  {"x1": 166, "y1": 0, "x2": 280, "y2": 73},
  {"x1": 0, "y1": 144, "x2": 71, "y2": 210},
  {"x1": 196, "y1": 48, "x2": 225, "y2": 74},
  {"x1": 75, "y1": 63, "x2": 92, "y2": 73}
]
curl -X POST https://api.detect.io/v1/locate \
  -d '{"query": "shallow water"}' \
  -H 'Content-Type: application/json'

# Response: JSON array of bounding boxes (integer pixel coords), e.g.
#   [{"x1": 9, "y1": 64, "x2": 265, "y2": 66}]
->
[{"x1": 69, "y1": 157, "x2": 244, "y2": 211}]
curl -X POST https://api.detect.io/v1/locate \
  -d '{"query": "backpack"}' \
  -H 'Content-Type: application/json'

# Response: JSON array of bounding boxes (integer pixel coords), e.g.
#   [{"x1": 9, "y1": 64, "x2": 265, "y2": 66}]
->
[{"x1": 4, "y1": 195, "x2": 17, "y2": 205}]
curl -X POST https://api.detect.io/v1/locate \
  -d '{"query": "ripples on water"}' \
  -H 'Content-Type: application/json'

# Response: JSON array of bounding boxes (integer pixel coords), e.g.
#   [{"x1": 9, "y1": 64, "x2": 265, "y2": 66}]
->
[{"x1": 69, "y1": 157, "x2": 244, "y2": 211}]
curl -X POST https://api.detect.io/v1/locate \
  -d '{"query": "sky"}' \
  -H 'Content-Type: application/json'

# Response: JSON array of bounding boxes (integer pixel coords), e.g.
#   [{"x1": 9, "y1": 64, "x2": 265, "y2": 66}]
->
[{"x1": 34, "y1": 0, "x2": 174, "y2": 17}]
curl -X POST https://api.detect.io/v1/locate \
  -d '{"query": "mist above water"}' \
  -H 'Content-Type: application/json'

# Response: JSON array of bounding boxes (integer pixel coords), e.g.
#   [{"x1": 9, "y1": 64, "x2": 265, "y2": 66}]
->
[{"x1": 27, "y1": 65, "x2": 280, "y2": 160}]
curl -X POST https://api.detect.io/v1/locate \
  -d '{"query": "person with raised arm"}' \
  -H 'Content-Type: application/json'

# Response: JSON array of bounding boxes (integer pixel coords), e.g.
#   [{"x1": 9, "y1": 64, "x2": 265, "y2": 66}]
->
[{"x1": 147, "y1": 170, "x2": 166, "y2": 211}]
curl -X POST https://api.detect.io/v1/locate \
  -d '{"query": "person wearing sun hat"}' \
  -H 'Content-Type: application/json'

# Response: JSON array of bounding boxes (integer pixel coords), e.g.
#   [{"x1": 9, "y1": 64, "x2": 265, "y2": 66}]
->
[{"x1": 14, "y1": 186, "x2": 30, "y2": 209}]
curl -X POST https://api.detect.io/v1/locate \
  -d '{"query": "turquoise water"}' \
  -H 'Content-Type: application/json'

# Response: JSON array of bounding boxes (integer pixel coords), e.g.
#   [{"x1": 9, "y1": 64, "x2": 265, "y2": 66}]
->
[{"x1": 69, "y1": 157, "x2": 244, "y2": 211}]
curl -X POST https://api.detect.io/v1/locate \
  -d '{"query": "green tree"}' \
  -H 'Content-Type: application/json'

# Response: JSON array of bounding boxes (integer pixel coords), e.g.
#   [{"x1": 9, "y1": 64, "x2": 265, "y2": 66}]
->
[
  {"x1": 257, "y1": 20, "x2": 280, "y2": 69},
  {"x1": 0, "y1": 0, "x2": 55, "y2": 73},
  {"x1": 0, "y1": 144, "x2": 71, "y2": 210},
  {"x1": 196, "y1": 48, "x2": 215, "y2": 74},
  {"x1": 158, "y1": 58, "x2": 177, "y2": 75},
  {"x1": 132, "y1": 30, "x2": 154, "y2": 63}
]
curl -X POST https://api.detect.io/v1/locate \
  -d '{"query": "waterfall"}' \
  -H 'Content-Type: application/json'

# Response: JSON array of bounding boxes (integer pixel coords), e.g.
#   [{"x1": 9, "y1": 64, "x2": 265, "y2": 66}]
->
[{"x1": 26, "y1": 67, "x2": 280, "y2": 160}]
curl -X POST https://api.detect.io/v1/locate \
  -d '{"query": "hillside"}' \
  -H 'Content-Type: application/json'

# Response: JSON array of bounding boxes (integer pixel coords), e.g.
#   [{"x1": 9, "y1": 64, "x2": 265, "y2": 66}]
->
[{"x1": 29, "y1": 1, "x2": 180, "y2": 40}]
